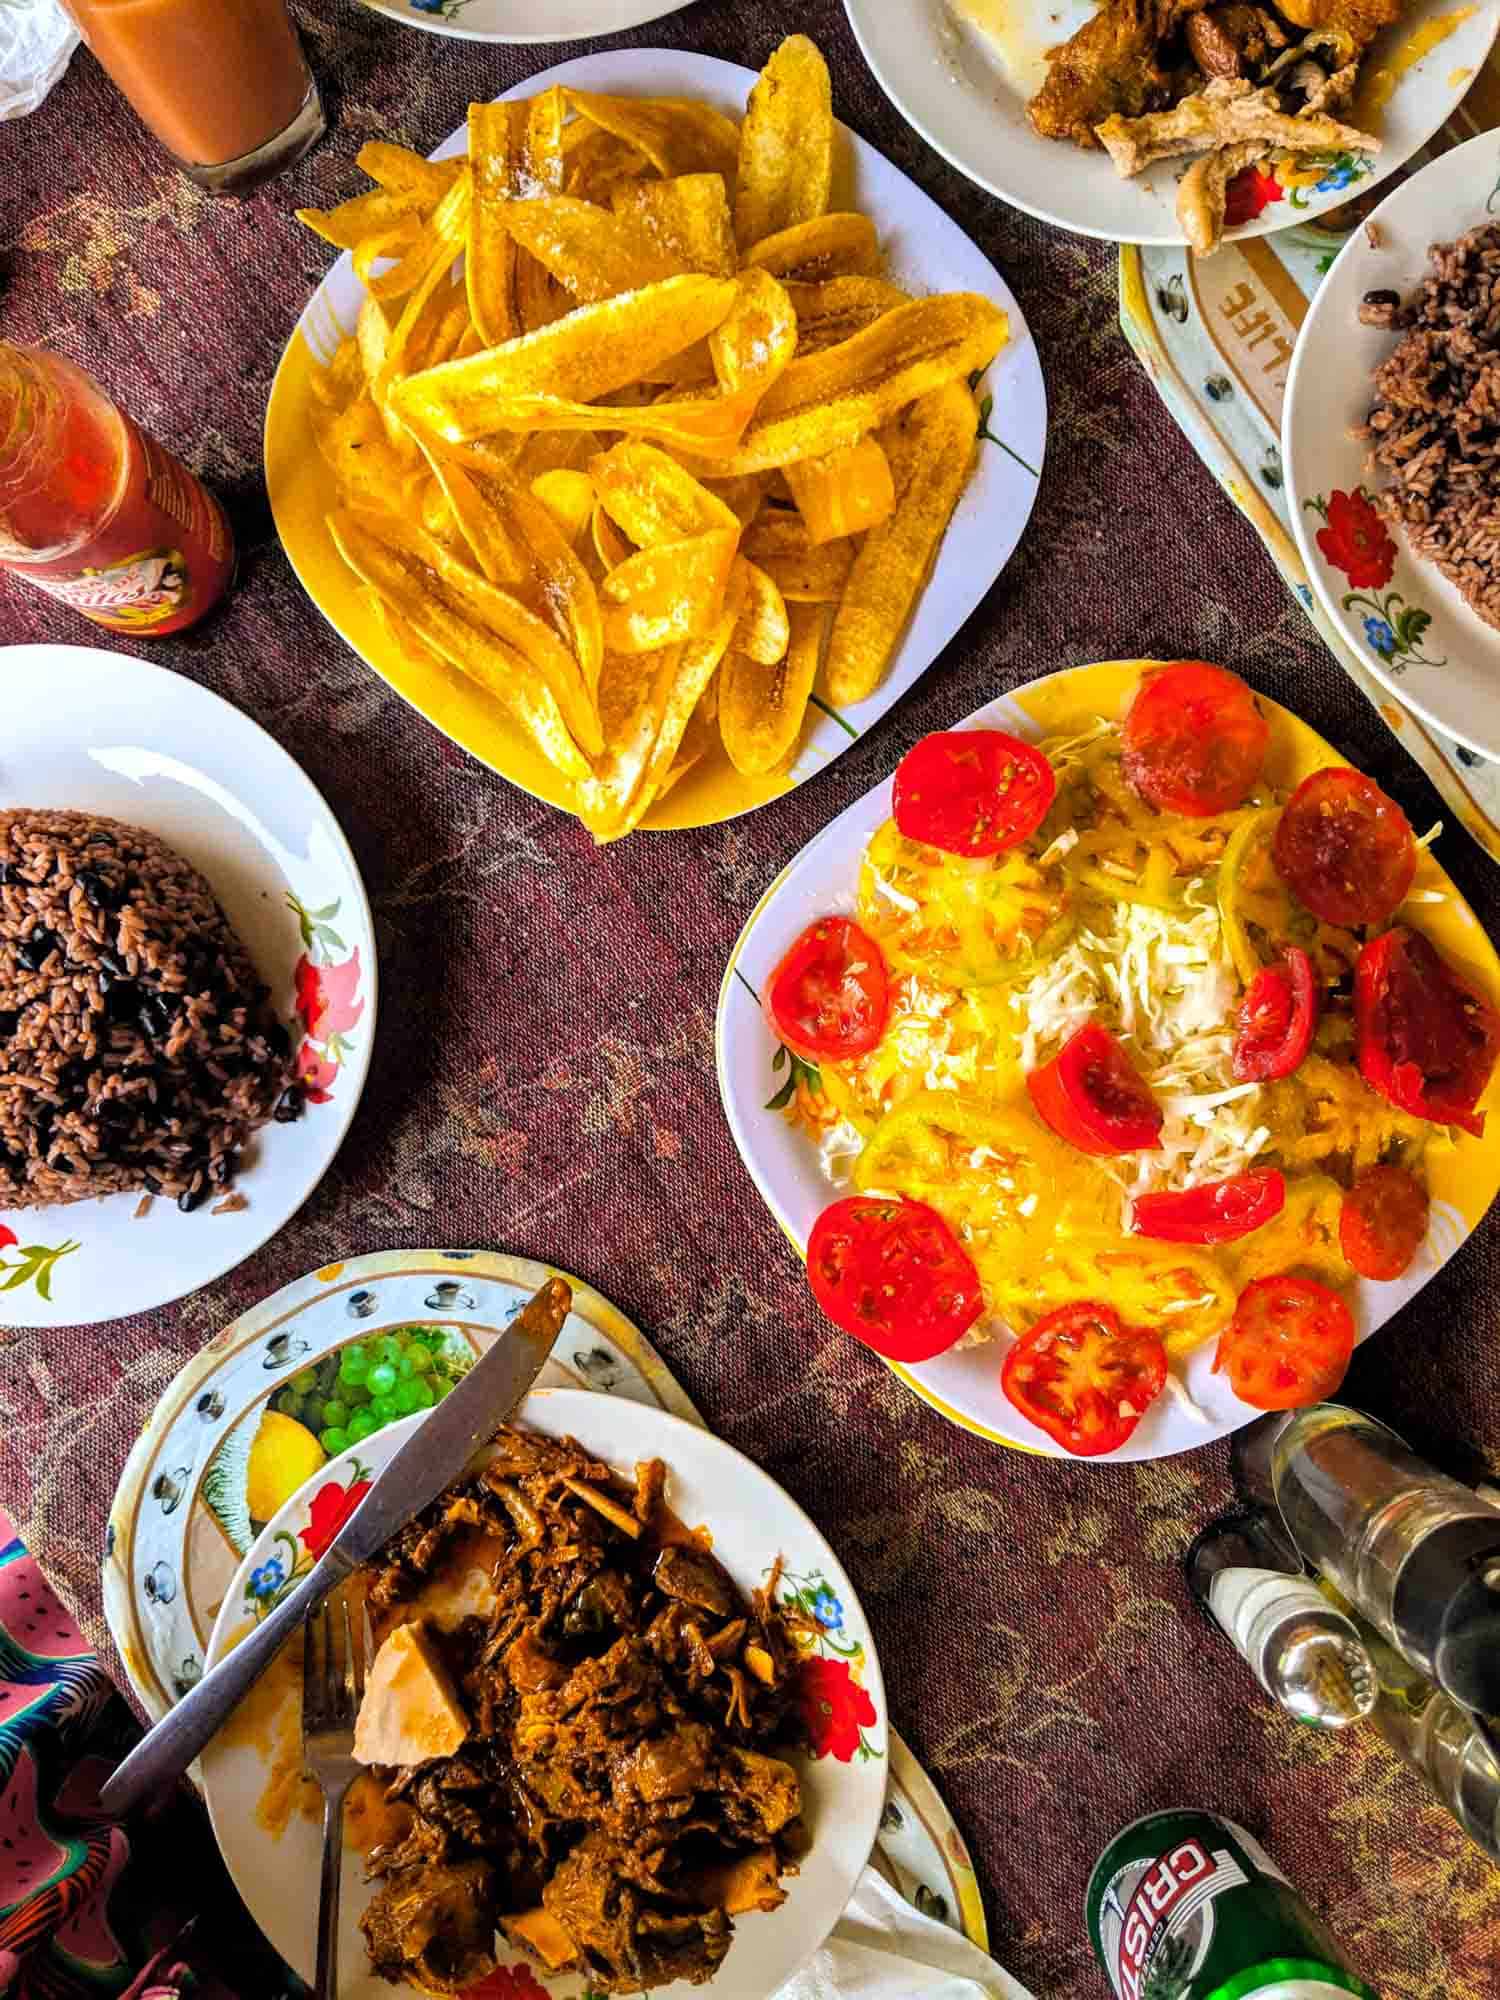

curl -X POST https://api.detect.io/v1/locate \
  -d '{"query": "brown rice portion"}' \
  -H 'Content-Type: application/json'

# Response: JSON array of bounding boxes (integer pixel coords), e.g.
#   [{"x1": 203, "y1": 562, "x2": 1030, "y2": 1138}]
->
[
  {"x1": 1358, "y1": 221, "x2": 1500, "y2": 631},
  {"x1": 0, "y1": 808, "x2": 298, "y2": 1213}
]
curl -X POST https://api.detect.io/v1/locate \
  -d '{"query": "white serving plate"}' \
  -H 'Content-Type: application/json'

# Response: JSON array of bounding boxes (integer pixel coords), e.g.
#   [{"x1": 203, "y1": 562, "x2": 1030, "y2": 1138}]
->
[
  {"x1": 0, "y1": 644, "x2": 374, "y2": 1326},
  {"x1": 356, "y1": 0, "x2": 691, "y2": 43},
  {"x1": 1286, "y1": 125, "x2": 1500, "y2": 761},
  {"x1": 267, "y1": 48, "x2": 1046, "y2": 832},
  {"x1": 844, "y1": 0, "x2": 1499, "y2": 247},
  {"x1": 715, "y1": 662, "x2": 1500, "y2": 1461},
  {"x1": 201, "y1": 1389, "x2": 888, "y2": 2000}
]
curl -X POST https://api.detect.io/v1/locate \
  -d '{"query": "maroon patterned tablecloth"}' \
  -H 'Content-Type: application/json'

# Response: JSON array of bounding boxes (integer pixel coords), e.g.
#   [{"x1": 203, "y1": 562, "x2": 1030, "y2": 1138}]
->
[{"x1": 3, "y1": 5, "x2": 1500, "y2": 1994}]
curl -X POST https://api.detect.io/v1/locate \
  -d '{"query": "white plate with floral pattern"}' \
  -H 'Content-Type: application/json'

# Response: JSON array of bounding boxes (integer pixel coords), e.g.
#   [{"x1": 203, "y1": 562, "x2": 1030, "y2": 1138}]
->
[
  {"x1": 199, "y1": 1388, "x2": 889, "y2": 2000},
  {"x1": 355, "y1": 0, "x2": 692, "y2": 42},
  {"x1": 1286, "y1": 127, "x2": 1500, "y2": 761},
  {"x1": 0, "y1": 645, "x2": 374, "y2": 1326},
  {"x1": 844, "y1": 0, "x2": 1498, "y2": 247}
]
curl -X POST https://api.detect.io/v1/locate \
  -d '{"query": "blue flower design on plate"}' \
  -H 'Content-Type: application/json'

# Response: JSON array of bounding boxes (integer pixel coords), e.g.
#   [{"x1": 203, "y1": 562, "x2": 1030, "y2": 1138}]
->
[
  {"x1": 249, "y1": 1556, "x2": 285, "y2": 1599},
  {"x1": 1315, "y1": 163, "x2": 1358, "y2": 193},
  {"x1": 1363, "y1": 615, "x2": 1397, "y2": 659},
  {"x1": 409, "y1": 0, "x2": 445, "y2": 11},
  {"x1": 811, "y1": 1586, "x2": 845, "y2": 1632}
]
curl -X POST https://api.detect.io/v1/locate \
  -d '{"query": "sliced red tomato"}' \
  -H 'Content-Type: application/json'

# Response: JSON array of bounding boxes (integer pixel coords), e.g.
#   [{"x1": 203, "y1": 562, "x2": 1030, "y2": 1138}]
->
[
  {"x1": 892, "y1": 729, "x2": 1057, "y2": 858},
  {"x1": 1214, "y1": 1274, "x2": 1355, "y2": 1411},
  {"x1": 1355, "y1": 926, "x2": 1500, "y2": 1138},
  {"x1": 1001, "y1": 1301, "x2": 1168, "y2": 1456},
  {"x1": 1272, "y1": 767, "x2": 1416, "y2": 928},
  {"x1": 1132, "y1": 1169, "x2": 1286, "y2": 1245},
  {"x1": 1233, "y1": 948, "x2": 1319, "y2": 1082},
  {"x1": 763, "y1": 917, "x2": 890, "y2": 1065},
  {"x1": 1026, "y1": 1024, "x2": 1163, "y2": 1155},
  {"x1": 806, "y1": 1195, "x2": 983, "y2": 1362},
  {"x1": 1120, "y1": 662, "x2": 1270, "y2": 817},
  {"x1": 1340, "y1": 1164, "x2": 1429, "y2": 1281}
]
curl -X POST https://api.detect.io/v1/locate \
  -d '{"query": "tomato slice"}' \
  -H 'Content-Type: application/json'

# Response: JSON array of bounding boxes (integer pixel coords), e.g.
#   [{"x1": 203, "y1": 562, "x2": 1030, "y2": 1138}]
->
[
  {"x1": 892, "y1": 729, "x2": 1057, "y2": 858},
  {"x1": 1131, "y1": 1169, "x2": 1285, "y2": 1245},
  {"x1": 763, "y1": 917, "x2": 890, "y2": 1064},
  {"x1": 1232, "y1": 948, "x2": 1319, "y2": 1082},
  {"x1": 806, "y1": 1195, "x2": 984, "y2": 1362},
  {"x1": 1000, "y1": 1301, "x2": 1167, "y2": 1456},
  {"x1": 1120, "y1": 662, "x2": 1270, "y2": 818},
  {"x1": 1340, "y1": 1164, "x2": 1429, "y2": 1281},
  {"x1": 1026, "y1": 1024, "x2": 1163, "y2": 1155},
  {"x1": 1272, "y1": 767, "x2": 1416, "y2": 928},
  {"x1": 1214, "y1": 1274, "x2": 1355, "y2": 1411},
  {"x1": 1355, "y1": 926, "x2": 1500, "y2": 1138}
]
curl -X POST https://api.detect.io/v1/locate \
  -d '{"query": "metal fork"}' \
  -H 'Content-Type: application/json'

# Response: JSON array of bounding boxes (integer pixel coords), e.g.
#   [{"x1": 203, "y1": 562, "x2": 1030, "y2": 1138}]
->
[{"x1": 301, "y1": 1586, "x2": 367, "y2": 2000}]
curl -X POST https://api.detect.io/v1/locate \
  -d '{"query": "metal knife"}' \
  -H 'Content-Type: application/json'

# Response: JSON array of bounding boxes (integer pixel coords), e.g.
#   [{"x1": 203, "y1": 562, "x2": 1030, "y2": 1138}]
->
[{"x1": 99, "y1": 1274, "x2": 573, "y2": 1817}]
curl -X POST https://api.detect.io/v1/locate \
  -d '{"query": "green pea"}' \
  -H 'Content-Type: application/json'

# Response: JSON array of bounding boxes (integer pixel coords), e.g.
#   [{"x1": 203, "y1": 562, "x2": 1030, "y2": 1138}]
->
[
  {"x1": 344, "y1": 1382, "x2": 372, "y2": 1407},
  {"x1": 395, "y1": 1381, "x2": 428, "y2": 1415},
  {"x1": 348, "y1": 1410, "x2": 378, "y2": 1443},
  {"x1": 338, "y1": 1347, "x2": 368, "y2": 1386},
  {"x1": 370, "y1": 1394, "x2": 399, "y2": 1425},
  {"x1": 320, "y1": 1426, "x2": 349, "y2": 1455},
  {"x1": 367, "y1": 1361, "x2": 398, "y2": 1397},
  {"x1": 404, "y1": 1344, "x2": 434, "y2": 1375},
  {"x1": 376, "y1": 1335, "x2": 403, "y2": 1367},
  {"x1": 321, "y1": 1398, "x2": 349, "y2": 1430},
  {"x1": 292, "y1": 1369, "x2": 319, "y2": 1396}
]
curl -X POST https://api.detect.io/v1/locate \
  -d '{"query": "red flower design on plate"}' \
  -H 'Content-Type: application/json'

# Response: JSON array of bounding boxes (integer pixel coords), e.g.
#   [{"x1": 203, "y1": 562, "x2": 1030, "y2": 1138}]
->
[
  {"x1": 1316, "y1": 488, "x2": 1397, "y2": 589},
  {"x1": 299, "y1": 1478, "x2": 373, "y2": 1559},
  {"x1": 0, "y1": 1227, "x2": 14, "y2": 1251},
  {"x1": 295, "y1": 1042, "x2": 339, "y2": 1105},
  {"x1": 1224, "y1": 164, "x2": 1285, "y2": 227},
  {"x1": 459, "y1": 1966, "x2": 549, "y2": 2000},
  {"x1": 796, "y1": 1655, "x2": 877, "y2": 1763},
  {"x1": 295, "y1": 948, "x2": 364, "y2": 1040}
]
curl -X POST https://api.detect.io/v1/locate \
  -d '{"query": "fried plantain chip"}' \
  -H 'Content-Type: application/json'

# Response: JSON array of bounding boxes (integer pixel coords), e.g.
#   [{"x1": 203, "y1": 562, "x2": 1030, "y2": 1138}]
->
[
  {"x1": 355, "y1": 143, "x2": 466, "y2": 202},
  {"x1": 564, "y1": 127, "x2": 655, "y2": 205},
  {"x1": 313, "y1": 393, "x2": 415, "y2": 507},
  {"x1": 352, "y1": 217, "x2": 424, "y2": 289},
  {"x1": 703, "y1": 474, "x2": 768, "y2": 528},
  {"x1": 822, "y1": 379, "x2": 977, "y2": 708},
  {"x1": 783, "y1": 435, "x2": 895, "y2": 544},
  {"x1": 297, "y1": 187, "x2": 425, "y2": 251},
  {"x1": 600, "y1": 527, "x2": 739, "y2": 653},
  {"x1": 782, "y1": 276, "x2": 910, "y2": 352},
  {"x1": 729, "y1": 558, "x2": 790, "y2": 665},
  {"x1": 330, "y1": 510, "x2": 591, "y2": 784},
  {"x1": 742, "y1": 213, "x2": 879, "y2": 283},
  {"x1": 611, "y1": 173, "x2": 737, "y2": 277},
  {"x1": 741, "y1": 508, "x2": 857, "y2": 602},
  {"x1": 592, "y1": 502, "x2": 634, "y2": 574},
  {"x1": 467, "y1": 101, "x2": 522, "y2": 347},
  {"x1": 311, "y1": 334, "x2": 363, "y2": 410},
  {"x1": 591, "y1": 441, "x2": 741, "y2": 546},
  {"x1": 656, "y1": 677, "x2": 719, "y2": 801},
  {"x1": 734, "y1": 36, "x2": 833, "y2": 250},
  {"x1": 564, "y1": 91, "x2": 740, "y2": 181},
  {"x1": 503, "y1": 194, "x2": 688, "y2": 302},
  {"x1": 619, "y1": 601, "x2": 738, "y2": 834},
  {"x1": 347, "y1": 505, "x2": 602, "y2": 753},
  {"x1": 721, "y1": 597, "x2": 827, "y2": 775},
  {"x1": 390, "y1": 275, "x2": 739, "y2": 439},
  {"x1": 365, "y1": 168, "x2": 472, "y2": 305},
  {"x1": 530, "y1": 468, "x2": 596, "y2": 546},
  {"x1": 686, "y1": 292, "x2": 1007, "y2": 474},
  {"x1": 709, "y1": 268, "x2": 798, "y2": 407}
]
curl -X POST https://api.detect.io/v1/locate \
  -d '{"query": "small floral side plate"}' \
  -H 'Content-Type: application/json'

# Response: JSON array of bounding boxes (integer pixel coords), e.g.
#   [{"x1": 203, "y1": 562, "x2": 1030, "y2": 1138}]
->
[
  {"x1": 1285, "y1": 127, "x2": 1500, "y2": 761},
  {"x1": 0, "y1": 645, "x2": 374, "y2": 1325},
  {"x1": 201, "y1": 1390, "x2": 890, "y2": 2000}
]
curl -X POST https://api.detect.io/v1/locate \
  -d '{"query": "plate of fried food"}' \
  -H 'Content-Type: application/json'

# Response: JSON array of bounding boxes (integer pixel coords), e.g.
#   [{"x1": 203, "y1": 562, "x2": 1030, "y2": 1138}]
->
[
  {"x1": 0, "y1": 644, "x2": 374, "y2": 1328},
  {"x1": 269, "y1": 38, "x2": 1043, "y2": 843},
  {"x1": 843, "y1": 0, "x2": 1498, "y2": 253},
  {"x1": 200, "y1": 1390, "x2": 887, "y2": 1998},
  {"x1": 717, "y1": 658, "x2": 1500, "y2": 1460},
  {"x1": 1286, "y1": 127, "x2": 1500, "y2": 763}
]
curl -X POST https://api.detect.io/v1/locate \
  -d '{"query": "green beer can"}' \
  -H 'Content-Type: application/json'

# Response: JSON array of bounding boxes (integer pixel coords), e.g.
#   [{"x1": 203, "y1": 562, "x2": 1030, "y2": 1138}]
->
[{"x1": 1086, "y1": 1810, "x2": 1380, "y2": 2000}]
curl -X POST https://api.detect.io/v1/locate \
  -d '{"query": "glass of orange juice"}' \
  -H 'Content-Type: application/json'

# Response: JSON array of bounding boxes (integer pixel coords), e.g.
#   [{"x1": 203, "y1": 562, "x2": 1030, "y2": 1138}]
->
[{"x1": 59, "y1": 0, "x2": 324, "y2": 195}]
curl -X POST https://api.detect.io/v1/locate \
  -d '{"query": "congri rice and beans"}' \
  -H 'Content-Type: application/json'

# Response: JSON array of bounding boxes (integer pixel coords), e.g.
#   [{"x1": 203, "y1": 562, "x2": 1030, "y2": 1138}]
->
[{"x1": 0, "y1": 808, "x2": 297, "y2": 1215}]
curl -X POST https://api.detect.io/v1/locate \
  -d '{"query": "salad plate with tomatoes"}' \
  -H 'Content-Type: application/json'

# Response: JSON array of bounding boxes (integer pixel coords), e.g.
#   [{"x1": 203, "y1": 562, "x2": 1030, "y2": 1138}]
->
[{"x1": 716, "y1": 659, "x2": 1500, "y2": 1461}]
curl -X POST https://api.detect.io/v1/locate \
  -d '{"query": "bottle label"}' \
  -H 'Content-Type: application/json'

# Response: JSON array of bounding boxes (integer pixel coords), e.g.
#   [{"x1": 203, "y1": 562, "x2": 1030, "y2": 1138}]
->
[
  {"x1": 1087, "y1": 1812, "x2": 1380, "y2": 2000},
  {"x1": 4, "y1": 417, "x2": 232, "y2": 636}
]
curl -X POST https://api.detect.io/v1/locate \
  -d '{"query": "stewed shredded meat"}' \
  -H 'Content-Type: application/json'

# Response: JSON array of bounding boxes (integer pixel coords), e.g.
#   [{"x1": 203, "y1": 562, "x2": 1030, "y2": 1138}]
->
[{"x1": 357, "y1": 1426, "x2": 810, "y2": 1995}]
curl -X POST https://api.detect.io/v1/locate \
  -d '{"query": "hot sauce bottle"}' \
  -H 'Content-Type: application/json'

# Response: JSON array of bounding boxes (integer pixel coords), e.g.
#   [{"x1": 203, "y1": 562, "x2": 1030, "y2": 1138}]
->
[{"x1": 0, "y1": 343, "x2": 235, "y2": 636}]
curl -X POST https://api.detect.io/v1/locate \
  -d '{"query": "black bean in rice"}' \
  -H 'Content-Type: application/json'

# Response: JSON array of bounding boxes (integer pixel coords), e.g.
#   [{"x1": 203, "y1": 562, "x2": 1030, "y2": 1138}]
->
[
  {"x1": 1357, "y1": 222, "x2": 1500, "y2": 630},
  {"x1": 0, "y1": 808, "x2": 297, "y2": 1213}
]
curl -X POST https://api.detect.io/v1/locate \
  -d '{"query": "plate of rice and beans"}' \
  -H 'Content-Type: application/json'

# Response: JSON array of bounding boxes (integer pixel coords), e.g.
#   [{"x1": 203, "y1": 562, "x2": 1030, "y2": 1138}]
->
[
  {"x1": 0, "y1": 645, "x2": 374, "y2": 1326},
  {"x1": 1286, "y1": 127, "x2": 1500, "y2": 761}
]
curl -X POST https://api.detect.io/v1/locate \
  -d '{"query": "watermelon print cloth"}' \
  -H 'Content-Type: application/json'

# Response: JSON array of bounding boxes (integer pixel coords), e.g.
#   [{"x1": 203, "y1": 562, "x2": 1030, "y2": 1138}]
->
[{"x1": 0, "y1": 1510, "x2": 296, "y2": 2000}]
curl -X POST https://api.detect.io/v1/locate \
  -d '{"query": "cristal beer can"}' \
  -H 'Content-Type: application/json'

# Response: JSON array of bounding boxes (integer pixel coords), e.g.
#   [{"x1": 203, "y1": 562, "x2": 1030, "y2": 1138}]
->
[{"x1": 1086, "y1": 1810, "x2": 1380, "y2": 2000}]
